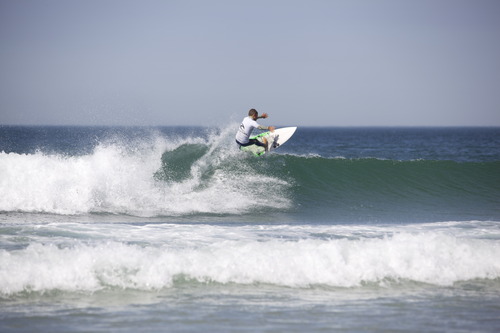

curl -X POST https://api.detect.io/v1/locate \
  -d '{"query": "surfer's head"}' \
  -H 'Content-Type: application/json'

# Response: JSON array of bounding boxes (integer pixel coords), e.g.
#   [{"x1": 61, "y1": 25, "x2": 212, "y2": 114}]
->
[{"x1": 248, "y1": 109, "x2": 258, "y2": 119}]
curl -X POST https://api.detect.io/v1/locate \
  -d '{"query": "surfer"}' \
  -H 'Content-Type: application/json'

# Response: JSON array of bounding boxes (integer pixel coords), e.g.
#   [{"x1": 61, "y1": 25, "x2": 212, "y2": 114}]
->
[{"x1": 235, "y1": 109, "x2": 275, "y2": 150}]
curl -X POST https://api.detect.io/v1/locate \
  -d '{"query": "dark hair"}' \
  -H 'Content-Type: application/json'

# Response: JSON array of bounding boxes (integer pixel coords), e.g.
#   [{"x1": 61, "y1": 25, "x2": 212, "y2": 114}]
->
[{"x1": 248, "y1": 109, "x2": 258, "y2": 117}]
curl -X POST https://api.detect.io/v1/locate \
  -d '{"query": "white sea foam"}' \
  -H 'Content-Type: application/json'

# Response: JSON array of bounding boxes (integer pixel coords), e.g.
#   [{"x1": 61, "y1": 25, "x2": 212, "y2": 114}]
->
[
  {"x1": 0, "y1": 127, "x2": 291, "y2": 216},
  {"x1": 1, "y1": 223, "x2": 499, "y2": 295}
]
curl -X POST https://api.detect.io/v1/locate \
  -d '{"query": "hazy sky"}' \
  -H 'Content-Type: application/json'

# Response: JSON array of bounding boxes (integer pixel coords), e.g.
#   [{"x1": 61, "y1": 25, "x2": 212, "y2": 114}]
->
[{"x1": 1, "y1": 0, "x2": 499, "y2": 126}]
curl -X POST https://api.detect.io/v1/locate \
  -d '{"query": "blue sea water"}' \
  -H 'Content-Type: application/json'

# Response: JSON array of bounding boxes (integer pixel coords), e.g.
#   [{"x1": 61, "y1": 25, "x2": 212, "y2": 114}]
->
[{"x1": 1, "y1": 125, "x2": 500, "y2": 332}]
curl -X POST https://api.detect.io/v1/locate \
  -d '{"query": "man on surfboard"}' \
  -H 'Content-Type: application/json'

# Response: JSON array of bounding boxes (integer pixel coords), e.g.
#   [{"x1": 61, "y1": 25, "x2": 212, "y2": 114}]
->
[{"x1": 235, "y1": 109, "x2": 275, "y2": 151}]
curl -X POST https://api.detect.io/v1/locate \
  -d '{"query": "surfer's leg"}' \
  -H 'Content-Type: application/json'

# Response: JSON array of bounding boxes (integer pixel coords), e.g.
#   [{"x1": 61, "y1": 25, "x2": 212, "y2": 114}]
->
[
  {"x1": 250, "y1": 138, "x2": 268, "y2": 151},
  {"x1": 261, "y1": 137, "x2": 269, "y2": 151}
]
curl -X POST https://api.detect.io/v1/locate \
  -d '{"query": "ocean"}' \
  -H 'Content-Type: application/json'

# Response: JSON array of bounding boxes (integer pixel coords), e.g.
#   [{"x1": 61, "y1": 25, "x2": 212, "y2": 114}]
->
[{"x1": 1, "y1": 125, "x2": 499, "y2": 332}]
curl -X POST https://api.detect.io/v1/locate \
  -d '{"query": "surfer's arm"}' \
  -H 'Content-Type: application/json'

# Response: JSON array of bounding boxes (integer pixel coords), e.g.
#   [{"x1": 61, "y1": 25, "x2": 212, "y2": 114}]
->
[
  {"x1": 256, "y1": 113, "x2": 274, "y2": 131},
  {"x1": 258, "y1": 125, "x2": 275, "y2": 132}
]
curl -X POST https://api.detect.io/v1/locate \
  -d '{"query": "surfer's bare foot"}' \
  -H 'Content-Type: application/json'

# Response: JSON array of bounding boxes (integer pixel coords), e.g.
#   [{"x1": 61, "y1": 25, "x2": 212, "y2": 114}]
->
[{"x1": 262, "y1": 138, "x2": 269, "y2": 151}]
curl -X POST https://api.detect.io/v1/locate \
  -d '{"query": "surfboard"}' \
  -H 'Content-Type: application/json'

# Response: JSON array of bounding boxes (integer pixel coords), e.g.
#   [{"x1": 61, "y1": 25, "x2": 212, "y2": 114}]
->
[{"x1": 240, "y1": 127, "x2": 297, "y2": 156}]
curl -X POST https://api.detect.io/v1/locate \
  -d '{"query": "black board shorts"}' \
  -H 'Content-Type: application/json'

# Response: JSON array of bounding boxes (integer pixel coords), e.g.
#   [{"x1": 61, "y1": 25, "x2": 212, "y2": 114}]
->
[{"x1": 236, "y1": 138, "x2": 265, "y2": 147}]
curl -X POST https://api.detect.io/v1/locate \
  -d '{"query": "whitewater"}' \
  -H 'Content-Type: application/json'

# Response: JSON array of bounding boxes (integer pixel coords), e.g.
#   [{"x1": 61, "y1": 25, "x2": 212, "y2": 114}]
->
[
  {"x1": 1, "y1": 125, "x2": 500, "y2": 332},
  {"x1": 0, "y1": 126, "x2": 291, "y2": 217},
  {"x1": 2, "y1": 222, "x2": 500, "y2": 294}
]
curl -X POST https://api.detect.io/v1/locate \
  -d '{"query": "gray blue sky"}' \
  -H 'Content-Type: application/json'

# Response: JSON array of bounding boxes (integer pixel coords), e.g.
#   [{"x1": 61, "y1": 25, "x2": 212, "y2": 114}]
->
[{"x1": 1, "y1": 0, "x2": 499, "y2": 126}]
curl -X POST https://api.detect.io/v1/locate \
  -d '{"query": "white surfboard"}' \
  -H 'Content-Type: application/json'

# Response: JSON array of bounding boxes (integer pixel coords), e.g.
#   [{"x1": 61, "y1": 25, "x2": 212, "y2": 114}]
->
[{"x1": 240, "y1": 127, "x2": 297, "y2": 156}]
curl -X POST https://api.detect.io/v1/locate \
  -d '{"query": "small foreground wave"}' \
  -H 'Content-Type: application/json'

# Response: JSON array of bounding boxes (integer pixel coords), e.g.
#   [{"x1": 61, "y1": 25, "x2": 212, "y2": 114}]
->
[{"x1": 1, "y1": 223, "x2": 499, "y2": 295}]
